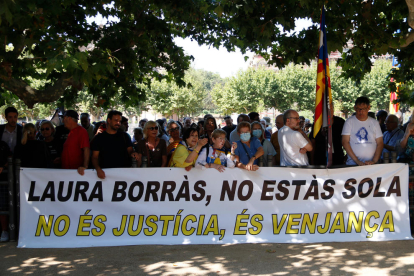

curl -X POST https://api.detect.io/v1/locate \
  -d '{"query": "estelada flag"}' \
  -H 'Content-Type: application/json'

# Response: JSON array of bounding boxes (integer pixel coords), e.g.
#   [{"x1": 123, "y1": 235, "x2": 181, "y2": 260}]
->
[
  {"x1": 314, "y1": 7, "x2": 333, "y2": 167},
  {"x1": 389, "y1": 56, "x2": 400, "y2": 114}
]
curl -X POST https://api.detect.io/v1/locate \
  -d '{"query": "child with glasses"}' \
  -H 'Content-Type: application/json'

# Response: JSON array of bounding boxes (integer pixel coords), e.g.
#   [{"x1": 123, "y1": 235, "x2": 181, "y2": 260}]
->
[{"x1": 195, "y1": 129, "x2": 235, "y2": 172}]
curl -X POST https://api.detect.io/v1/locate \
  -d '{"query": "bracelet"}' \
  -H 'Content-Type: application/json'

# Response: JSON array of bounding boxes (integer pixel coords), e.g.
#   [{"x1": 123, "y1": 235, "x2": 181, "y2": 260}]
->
[
  {"x1": 252, "y1": 155, "x2": 256, "y2": 159},
  {"x1": 195, "y1": 149, "x2": 199, "y2": 153}
]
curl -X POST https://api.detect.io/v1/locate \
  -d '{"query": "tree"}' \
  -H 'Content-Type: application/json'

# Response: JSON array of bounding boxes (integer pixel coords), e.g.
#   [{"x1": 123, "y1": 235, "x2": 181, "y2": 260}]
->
[
  {"x1": 1, "y1": 0, "x2": 213, "y2": 107},
  {"x1": 146, "y1": 72, "x2": 206, "y2": 117},
  {"x1": 263, "y1": 64, "x2": 316, "y2": 112},
  {"x1": 2, "y1": 0, "x2": 414, "y2": 107},
  {"x1": 211, "y1": 68, "x2": 266, "y2": 114},
  {"x1": 331, "y1": 59, "x2": 392, "y2": 117},
  {"x1": 186, "y1": 69, "x2": 224, "y2": 111}
]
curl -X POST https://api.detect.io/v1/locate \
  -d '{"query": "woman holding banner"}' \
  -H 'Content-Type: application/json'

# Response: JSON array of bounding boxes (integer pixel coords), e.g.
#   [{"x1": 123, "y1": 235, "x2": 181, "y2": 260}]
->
[
  {"x1": 136, "y1": 121, "x2": 167, "y2": 167},
  {"x1": 169, "y1": 127, "x2": 208, "y2": 171},
  {"x1": 231, "y1": 122, "x2": 264, "y2": 171}
]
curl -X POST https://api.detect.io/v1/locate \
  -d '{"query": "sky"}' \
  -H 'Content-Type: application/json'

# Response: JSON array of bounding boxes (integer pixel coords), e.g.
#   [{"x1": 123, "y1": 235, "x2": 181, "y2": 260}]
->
[
  {"x1": 88, "y1": 14, "x2": 313, "y2": 79},
  {"x1": 175, "y1": 19, "x2": 314, "y2": 78}
]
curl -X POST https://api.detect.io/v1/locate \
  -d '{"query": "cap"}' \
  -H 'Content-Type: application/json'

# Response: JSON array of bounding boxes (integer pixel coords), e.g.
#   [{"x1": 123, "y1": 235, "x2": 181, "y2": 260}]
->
[
  {"x1": 376, "y1": 110, "x2": 388, "y2": 118},
  {"x1": 64, "y1": 110, "x2": 79, "y2": 120}
]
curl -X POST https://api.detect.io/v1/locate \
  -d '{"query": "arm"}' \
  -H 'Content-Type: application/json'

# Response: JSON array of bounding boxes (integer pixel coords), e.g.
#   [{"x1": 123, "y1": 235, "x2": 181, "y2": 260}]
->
[
  {"x1": 91, "y1": 150, "x2": 105, "y2": 179},
  {"x1": 342, "y1": 135, "x2": 364, "y2": 166},
  {"x1": 77, "y1": 147, "x2": 90, "y2": 176},
  {"x1": 127, "y1": 146, "x2": 139, "y2": 161},
  {"x1": 365, "y1": 137, "x2": 383, "y2": 165},
  {"x1": 235, "y1": 155, "x2": 259, "y2": 171},
  {"x1": 136, "y1": 153, "x2": 142, "y2": 167},
  {"x1": 185, "y1": 138, "x2": 208, "y2": 164},
  {"x1": 298, "y1": 129, "x2": 313, "y2": 153},
  {"x1": 383, "y1": 144, "x2": 396, "y2": 151},
  {"x1": 255, "y1": 146, "x2": 264, "y2": 159},
  {"x1": 161, "y1": 155, "x2": 167, "y2": 167},
  {"x1": 245, "y1": 140, "x2": 264, "y2": 170},
  {"x1": 224, "y1": 139, "x2": 231, "y2": 149},
  {"x1": 400, "y1": 125, "x2": 414, "y2": 148},
  {"x1": 195, "y1": 148, "x2": 208, "y2": 168},
  {"x1": 230, "y1": 142, "x2": 238, "y2": 162}
]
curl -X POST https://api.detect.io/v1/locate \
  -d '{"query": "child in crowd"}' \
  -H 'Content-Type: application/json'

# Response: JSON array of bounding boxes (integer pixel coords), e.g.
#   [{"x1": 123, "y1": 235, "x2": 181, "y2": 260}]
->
[{"x1": 196, "y1": 129, "x2": 235, "y2": 172}]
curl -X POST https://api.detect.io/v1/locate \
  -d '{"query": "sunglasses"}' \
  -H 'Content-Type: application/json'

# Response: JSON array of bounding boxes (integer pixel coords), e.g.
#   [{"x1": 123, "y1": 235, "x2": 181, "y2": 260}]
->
[
  {"x1": 148, "y1": 126, "x2": 159, "y2": 131},
  {"x1": 170, "y1": 127, "x2": 179, "y2": 132},
  {"x1": 41, "y1": 128, "x2": 51, "y2": 131}
]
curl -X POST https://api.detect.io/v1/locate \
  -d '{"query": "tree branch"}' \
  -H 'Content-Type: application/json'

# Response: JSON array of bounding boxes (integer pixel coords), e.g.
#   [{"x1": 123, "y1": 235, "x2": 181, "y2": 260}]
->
[{"x1": 2, "y1": 73, "x2": 76, "y2": 108}]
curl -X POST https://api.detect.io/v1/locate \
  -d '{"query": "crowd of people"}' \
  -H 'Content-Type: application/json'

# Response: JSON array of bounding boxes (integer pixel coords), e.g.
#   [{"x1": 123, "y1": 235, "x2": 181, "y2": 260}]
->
[{"x1": 0, "y1": 96, "x2": 412, "y2": 241}]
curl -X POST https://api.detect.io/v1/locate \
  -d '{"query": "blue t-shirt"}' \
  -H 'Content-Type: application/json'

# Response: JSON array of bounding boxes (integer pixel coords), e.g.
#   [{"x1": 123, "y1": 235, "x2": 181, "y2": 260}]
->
[{"x1": 235, "y1": 137, "x2": 262, "y2": 165}]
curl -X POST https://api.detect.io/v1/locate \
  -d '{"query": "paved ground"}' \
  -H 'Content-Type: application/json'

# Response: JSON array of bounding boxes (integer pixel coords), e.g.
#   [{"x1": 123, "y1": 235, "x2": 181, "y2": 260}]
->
[{"x1": 1, "y1": 240, "x2": 414, "y2": 275}]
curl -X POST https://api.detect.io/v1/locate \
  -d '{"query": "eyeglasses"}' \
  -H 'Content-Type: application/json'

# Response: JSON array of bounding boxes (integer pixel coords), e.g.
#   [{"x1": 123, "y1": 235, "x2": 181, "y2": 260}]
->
[
  {"x1": 148, "y1": 127, "x2": 159, "y2": 131},
  {"x1": 289, "y1": 117, "x2": 300, "y2": 120},
  {"x1": 41, "y1": 128, "x2": 50, "y2": 131},
  {"x1": 355, "y1": 107, "x2": 368, "y2": 112},
  {"x1": 170, "y1": 127, "x2": 179, "y2": 132}
]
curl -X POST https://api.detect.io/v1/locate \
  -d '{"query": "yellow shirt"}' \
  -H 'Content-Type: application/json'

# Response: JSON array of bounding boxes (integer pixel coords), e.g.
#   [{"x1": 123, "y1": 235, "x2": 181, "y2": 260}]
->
[{"x1": 170, "y1": 144, "x2": 197, "y2": 168}]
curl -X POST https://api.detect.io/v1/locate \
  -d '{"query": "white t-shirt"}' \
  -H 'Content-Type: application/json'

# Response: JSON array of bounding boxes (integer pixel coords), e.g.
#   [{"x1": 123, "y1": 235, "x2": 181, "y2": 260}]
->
[
  {"x1": 278, "y1": 126, "x2": 309, "y2": 166},
  {"x1": 341, "y1": 116, "x2": 383, "y2": 165}
]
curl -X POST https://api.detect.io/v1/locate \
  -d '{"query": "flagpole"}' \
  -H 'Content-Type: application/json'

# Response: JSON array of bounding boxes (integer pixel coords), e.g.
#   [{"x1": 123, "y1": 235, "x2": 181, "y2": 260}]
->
[{"x1": 314, "y1": 6, "x2": 333, "y2": 167}]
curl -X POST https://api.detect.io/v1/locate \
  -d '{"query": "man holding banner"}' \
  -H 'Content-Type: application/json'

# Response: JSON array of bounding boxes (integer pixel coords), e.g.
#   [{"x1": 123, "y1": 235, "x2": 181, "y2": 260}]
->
[{"x1": 342, "y1": 97, "x2": 383, "y2": 166}]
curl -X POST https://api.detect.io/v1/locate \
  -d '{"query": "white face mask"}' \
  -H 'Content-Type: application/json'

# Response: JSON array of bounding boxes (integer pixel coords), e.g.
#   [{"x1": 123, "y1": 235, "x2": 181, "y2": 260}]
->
[{"x1": 240, "y1": 132, "x2": 251, "y2": 142}]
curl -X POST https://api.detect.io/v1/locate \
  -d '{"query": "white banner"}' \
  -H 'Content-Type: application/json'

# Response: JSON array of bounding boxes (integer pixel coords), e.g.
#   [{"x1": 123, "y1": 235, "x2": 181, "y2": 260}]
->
[{"x1": 18, "y1": 164, "x2": 412, "y2": 248}]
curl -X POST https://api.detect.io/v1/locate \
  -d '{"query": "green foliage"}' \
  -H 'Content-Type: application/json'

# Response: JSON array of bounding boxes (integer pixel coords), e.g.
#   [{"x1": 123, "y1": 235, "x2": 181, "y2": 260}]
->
[
  {"x1": 146, "y1": 70, "x2": 206, "y2": 117},
  {"x1": 213, "y1": 61, "x2": 393, "y2": 117},
  {"x1": 2, "y1": 0, "x2": 412, "y2": 109},
  {"x1": 331, "y1": 59, "x2": 392, "y2": 116},
  {"x1": 211, "y1": 68, "x2": 265, "y2": 114}
]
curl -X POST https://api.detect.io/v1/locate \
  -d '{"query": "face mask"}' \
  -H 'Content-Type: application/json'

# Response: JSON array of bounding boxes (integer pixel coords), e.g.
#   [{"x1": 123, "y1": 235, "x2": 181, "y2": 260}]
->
[
  {"x1": 252, "y1": 129, "x2": 262, "y2": 138},
  {"x1": 240, "y1": 132, "x2": 251, "y2": 142}
]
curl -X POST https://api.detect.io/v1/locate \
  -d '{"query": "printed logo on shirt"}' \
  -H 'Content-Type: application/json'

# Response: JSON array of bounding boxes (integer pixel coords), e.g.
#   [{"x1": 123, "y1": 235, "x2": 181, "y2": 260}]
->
[
  {"x1": 355, "y1": 127, "x2": 370, "y2": 144},
  {"x1": 207, "y1": 150, "x2": 227, "y2": 166}
]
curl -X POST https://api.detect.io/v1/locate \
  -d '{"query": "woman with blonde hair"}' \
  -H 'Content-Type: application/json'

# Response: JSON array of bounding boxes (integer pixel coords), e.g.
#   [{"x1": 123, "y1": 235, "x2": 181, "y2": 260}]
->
[
  {"x1": 39, "y1": 120, "x2": 61, "y2": 167},
  {"x1": 136, "y1": 121, "x2": 167, "y2": 167},
  {"x1": 14, "y1": 123, "x2": 50, "y2": 168}
]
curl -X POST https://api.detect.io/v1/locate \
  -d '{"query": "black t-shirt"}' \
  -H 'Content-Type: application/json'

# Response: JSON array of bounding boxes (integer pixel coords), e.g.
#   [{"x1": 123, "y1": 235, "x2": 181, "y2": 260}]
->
[
  {"x1": 54, "y1": 125, "x2": 70, "y2": 148},
  {"x1": 14, "y1": 140, "x2": 50, "y2": 168},
  {"x1": 91, "y1": 131, "x2": 132, "y2": 168},
  {"x1": 222, "y1": 125, "x2": 236, "y2": 140},
  {"x1": 0, "y1": 141, "x2": 10, "y2": 167},
  {"x1": 45, "y1": 138, "x2": 62, "y2": 168},
  {"x1": 310, "y1": 116, "x2": 345, "y2": 166}
]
